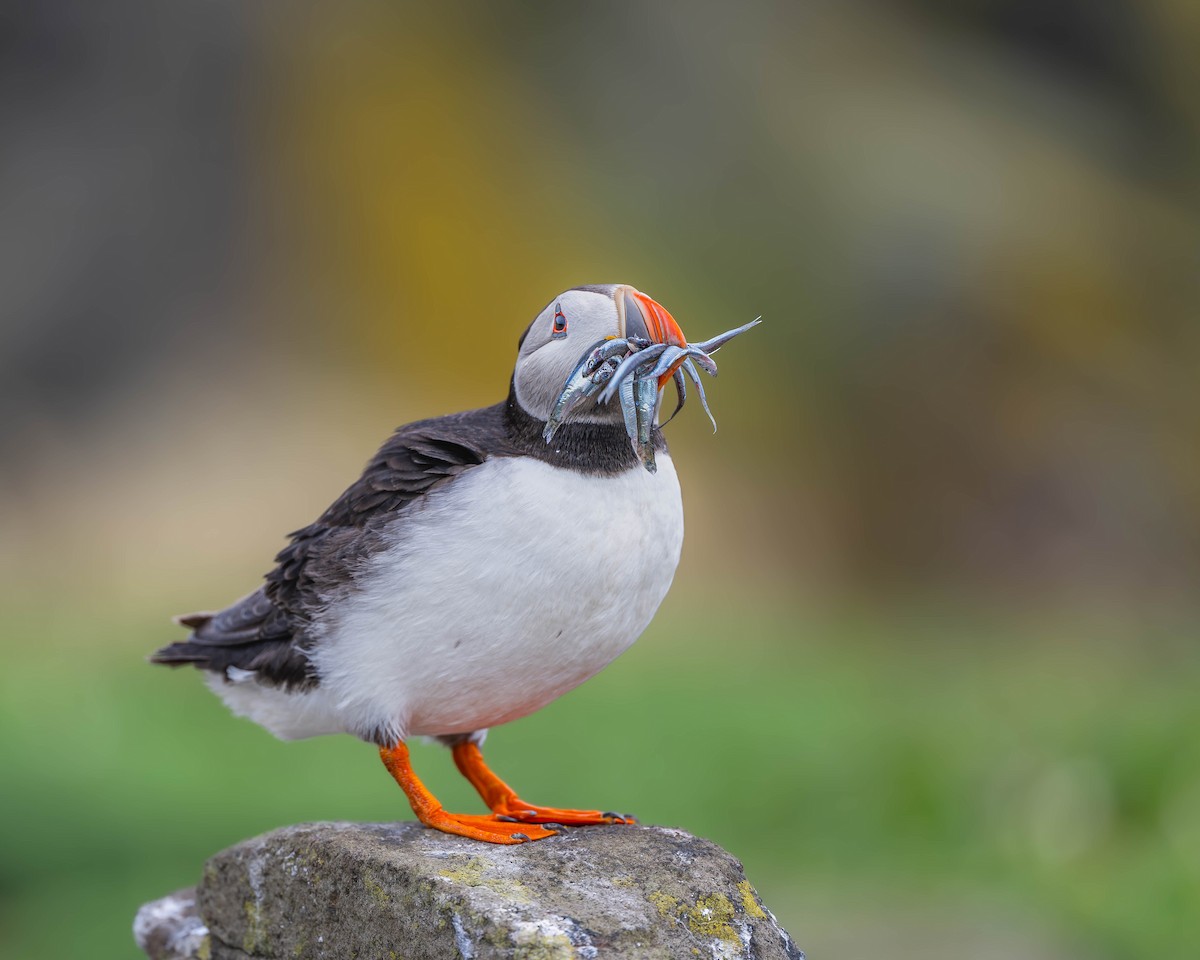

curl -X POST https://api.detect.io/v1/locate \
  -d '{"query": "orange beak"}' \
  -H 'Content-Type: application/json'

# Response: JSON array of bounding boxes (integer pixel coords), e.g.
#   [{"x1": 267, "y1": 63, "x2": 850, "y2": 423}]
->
[{"x1": 618, "y1": 287, "x2": 688, "y2": 388}]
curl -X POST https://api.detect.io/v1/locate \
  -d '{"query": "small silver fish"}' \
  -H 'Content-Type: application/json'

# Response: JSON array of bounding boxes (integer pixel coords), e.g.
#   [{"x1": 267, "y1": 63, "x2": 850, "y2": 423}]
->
[
  {"x1": 633, "y1": 373, "x2": 659, "y2": 472},
  {"x1": 543, "y1": 340, "x2": 609, "y2": 442},
  {"x1": 583, "y1": 338, "x2": 633, "y2": 377},
  {"x1": 598, "y1": 342, "x2": 670, "y2": 406}
]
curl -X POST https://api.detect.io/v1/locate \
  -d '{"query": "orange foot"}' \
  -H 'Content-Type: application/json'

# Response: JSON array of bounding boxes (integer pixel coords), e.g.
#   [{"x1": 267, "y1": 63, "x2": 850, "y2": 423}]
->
[
  {"x1": 452, "y1": 740, "x2": 637, "y2": 827},
  {"x1": 379, "y1": 742, "x2": 558, "y2": 844},
  {"x1": 414, "y1": 810, "x2": 558, "y2": 844}
]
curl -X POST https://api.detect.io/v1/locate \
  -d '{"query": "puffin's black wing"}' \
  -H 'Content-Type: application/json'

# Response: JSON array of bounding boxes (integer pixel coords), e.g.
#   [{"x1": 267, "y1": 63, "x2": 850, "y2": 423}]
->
[{"x1": 151, "y1": 403, "x2": 515, "y2": 689}]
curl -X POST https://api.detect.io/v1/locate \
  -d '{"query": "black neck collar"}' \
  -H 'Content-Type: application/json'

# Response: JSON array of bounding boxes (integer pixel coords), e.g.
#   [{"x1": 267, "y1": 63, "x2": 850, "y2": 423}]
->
[{"x1": 502, "y1": 381, "x2": 666, "y2": 476}]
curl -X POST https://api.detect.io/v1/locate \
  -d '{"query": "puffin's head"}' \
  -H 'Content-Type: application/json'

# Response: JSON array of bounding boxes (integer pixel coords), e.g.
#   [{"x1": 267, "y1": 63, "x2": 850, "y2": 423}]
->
[{"x1": 512, "y1": 283, "x2": 684, "y2": 424}]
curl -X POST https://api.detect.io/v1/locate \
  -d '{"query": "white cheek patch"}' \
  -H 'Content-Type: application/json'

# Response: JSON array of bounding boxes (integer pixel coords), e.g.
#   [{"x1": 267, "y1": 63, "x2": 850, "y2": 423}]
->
[
  {"x1": 514, "y1": 291, "x2": 623, "y2": 422},
  {"x1": 514, "y1": 343, "x2": 578, "y2": 421}
]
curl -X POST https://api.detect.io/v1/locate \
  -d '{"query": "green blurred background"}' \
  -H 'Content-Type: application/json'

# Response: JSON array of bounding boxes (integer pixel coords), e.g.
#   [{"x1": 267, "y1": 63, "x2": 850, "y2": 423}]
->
[{"x1": 2, "y1": 2, "x2": 1198, "y2": 958}]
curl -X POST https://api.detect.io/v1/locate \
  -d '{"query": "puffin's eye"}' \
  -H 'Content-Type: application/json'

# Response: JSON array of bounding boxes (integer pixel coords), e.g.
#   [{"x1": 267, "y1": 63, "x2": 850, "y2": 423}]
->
[{"x1": 551, "y1": 303, "x2": 568, "y2": 339}]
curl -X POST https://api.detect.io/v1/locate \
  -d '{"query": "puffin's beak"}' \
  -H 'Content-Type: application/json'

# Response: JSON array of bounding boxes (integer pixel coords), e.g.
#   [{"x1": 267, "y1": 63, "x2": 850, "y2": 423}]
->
[{"x1": 617, "y1": 287, "x2": 687, "y2": 387}]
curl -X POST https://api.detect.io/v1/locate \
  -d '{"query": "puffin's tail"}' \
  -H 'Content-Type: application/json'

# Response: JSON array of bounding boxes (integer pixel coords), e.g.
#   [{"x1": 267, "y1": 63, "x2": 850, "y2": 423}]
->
[
  {"x1": 149, "y1": 591, "x2": 314, "y2": 689},
  {"x1": 149, "y1": 613, "x2": 217, "y2": 667}
]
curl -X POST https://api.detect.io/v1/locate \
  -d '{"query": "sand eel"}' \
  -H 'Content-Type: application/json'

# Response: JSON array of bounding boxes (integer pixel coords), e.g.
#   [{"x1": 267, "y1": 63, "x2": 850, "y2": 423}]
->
[{"x1": 152, "y1": 284, "x2": 759, "y2": 844}]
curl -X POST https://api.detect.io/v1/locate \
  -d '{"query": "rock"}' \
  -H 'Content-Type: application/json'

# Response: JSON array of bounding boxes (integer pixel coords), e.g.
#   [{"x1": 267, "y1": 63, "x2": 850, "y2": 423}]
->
[
  {"x1": 135, "y1": 822, "x2": 803, "y2": 959},
  {"x1": 134, "y1": 887, "x2": 210, "y2": 960}
]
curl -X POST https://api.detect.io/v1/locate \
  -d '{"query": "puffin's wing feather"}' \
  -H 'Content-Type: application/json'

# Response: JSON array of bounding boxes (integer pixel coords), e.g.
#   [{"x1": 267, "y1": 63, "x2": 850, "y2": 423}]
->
[
  {"x1": 151, "y1": 586, "x2": 312, "y2": 686},
  {"x1": 176, "y1": 589, "x2": 287, "y2": 646},
  {"x1": 152, "y1": 404, "x2": 512, "y2": 688}
]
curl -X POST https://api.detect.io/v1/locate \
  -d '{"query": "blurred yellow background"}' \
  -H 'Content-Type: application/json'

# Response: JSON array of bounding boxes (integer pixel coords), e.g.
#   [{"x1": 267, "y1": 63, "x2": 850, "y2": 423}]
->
[{"x1": 1, "y1": 2, "x2": 1198, "y2": 958}]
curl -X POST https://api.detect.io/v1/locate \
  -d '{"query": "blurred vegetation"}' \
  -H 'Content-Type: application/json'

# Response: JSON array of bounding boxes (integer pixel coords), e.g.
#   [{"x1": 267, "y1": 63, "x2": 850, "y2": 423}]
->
[{"x1": 1, "y1": 1, "x2": 1198, "y2": 958}]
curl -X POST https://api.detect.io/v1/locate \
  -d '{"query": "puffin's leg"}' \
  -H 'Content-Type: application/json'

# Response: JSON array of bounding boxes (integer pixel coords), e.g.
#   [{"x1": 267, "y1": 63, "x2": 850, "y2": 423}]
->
[
  {"x1": 451, "y1": 740, "x2": 636, "y2": 826},
  {"x1": 379, "y1": 742, "x2": 557, "y2": 843}
]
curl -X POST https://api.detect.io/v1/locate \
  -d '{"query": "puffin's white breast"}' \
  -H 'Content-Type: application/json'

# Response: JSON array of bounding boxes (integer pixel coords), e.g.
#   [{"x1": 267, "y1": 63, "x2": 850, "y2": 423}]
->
[{"x1": 298, "y1": 454, "x2": 684, "y2": 742}]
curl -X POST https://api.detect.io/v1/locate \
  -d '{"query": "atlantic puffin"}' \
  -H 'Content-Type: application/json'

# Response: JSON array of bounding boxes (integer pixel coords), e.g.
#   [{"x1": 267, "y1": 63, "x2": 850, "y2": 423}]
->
[{"x1": 153, "y1": 284, "x2": 758, "y2": 844}]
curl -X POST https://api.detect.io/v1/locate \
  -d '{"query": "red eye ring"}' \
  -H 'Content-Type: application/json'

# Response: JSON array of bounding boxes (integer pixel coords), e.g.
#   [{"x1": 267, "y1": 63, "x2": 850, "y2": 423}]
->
[{"x1": 552, "y1": 303, "x2": 568, "y2": 338}]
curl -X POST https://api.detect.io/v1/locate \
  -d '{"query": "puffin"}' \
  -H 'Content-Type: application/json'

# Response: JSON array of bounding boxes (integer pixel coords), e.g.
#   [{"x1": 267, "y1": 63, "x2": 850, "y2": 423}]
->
[{"x1": 152, "y1": 284, "x2": 758, "y2": 844}]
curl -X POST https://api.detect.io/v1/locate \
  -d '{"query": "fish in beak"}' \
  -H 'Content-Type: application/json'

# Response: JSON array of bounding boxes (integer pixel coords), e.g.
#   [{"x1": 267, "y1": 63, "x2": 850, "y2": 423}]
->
[{"x1": 544, "y1": 285, "x2": 761, "y2": 473}]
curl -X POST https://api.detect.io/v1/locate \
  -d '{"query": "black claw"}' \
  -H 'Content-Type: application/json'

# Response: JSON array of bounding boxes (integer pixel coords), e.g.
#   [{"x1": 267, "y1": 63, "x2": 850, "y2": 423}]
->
[
  {"x1": 495, "y1": 815, "x2": 519, "y2": 823},
  {"x1": 541, "y1": 823, "x2": 567, "y2": 831},
  {"x1": 602, "y1": 811, "x2": 626, "y2": 823},
  {"x1": 522, "y1": 809, "x2": 538, "y2": 818},
  {"x1": 511, "y1": 832, "x2": 530, "y2": 841}
]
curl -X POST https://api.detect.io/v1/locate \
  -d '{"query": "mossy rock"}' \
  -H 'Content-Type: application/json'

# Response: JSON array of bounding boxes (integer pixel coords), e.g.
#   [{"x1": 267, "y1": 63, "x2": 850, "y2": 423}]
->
[{"x1": 136, "y1": 822, "x2": 802, "y2": 959}]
